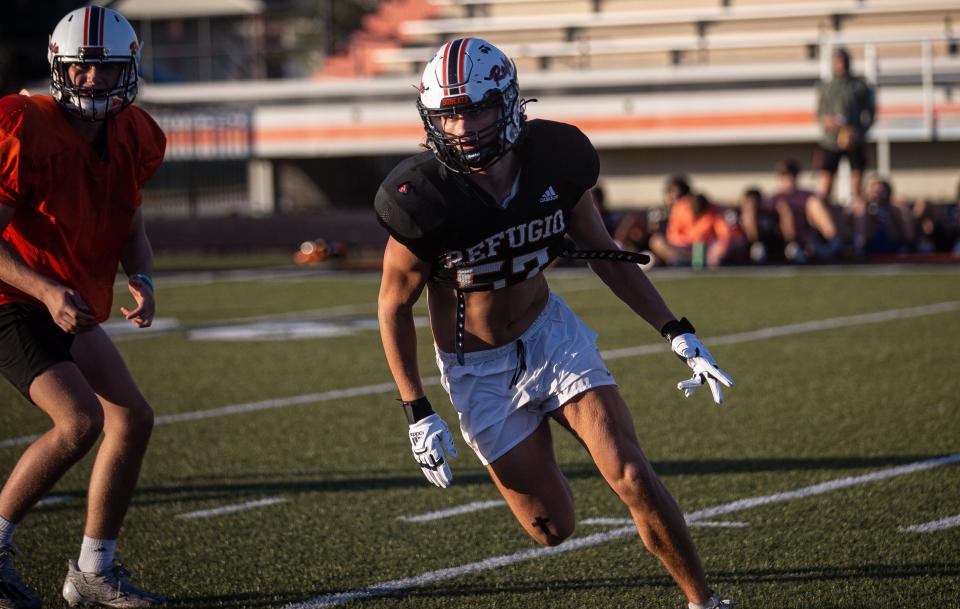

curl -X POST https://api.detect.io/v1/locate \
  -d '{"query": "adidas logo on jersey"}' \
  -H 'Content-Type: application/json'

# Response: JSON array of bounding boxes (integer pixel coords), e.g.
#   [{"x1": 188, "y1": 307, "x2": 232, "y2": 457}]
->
[{"x1": 539, "y1": 186, "x2": 559, "y2": 203}]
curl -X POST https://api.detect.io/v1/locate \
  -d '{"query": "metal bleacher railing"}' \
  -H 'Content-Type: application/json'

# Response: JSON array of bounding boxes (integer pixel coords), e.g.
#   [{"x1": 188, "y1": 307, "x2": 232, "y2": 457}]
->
[
  {"x1": 376, "y1": 0, "x2": 957, "y2": 72},
  {"x1": 401, "y1": 0, "x2": 958, "y2": 41}
]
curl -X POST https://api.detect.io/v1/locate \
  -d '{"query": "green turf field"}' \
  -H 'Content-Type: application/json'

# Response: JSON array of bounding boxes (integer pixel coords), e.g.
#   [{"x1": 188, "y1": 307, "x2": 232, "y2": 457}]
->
[
  {"x1": 2, "y1": 266, "x2": 958, "y2": 609},
  {"x1": 152, "y1": 253, "x2": 296, "y2": 273}
]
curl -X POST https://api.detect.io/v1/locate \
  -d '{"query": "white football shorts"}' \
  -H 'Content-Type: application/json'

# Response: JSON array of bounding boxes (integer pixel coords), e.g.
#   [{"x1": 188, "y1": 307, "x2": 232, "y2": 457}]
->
[{"x1": 434, "y1": 291, "x2": 617, "y2": 466}]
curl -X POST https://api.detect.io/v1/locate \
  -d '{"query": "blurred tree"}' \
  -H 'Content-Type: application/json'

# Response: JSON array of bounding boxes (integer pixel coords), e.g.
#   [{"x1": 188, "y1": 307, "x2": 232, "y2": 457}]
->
[
  {"x1": 0, "y1": 0, "x2": 87, "y2": 95},
  {"x1": 264, "y1": 0, "x2": 382, "y2": 78},
  {"x1": 0, "y1": 0, "x2": 384, "y2": 89}
]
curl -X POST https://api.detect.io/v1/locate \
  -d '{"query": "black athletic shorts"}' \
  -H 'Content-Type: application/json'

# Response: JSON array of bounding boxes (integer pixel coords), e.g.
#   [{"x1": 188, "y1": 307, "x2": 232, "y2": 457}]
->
[
  {"x1": 0, "y1": 302, "x2": 75, "y2": 397},
  {"x1": 814, "y1": 142, "x2": 868, "y2": 173}
]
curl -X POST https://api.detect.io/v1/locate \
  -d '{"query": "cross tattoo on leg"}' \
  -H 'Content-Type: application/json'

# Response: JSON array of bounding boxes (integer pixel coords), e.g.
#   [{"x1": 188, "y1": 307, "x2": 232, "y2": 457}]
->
[{"x1": 532, "y1": 516, "x2": 551, "y2": 536}]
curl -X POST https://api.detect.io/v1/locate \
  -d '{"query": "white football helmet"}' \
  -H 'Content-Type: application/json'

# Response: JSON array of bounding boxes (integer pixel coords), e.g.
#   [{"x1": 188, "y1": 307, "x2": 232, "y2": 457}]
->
[
  {"x1": 48, "y1": 6, "x2": 141, "y2": 121},
  {"x1": 417, "y1": 38, "x2": 527, "y2": 173}
]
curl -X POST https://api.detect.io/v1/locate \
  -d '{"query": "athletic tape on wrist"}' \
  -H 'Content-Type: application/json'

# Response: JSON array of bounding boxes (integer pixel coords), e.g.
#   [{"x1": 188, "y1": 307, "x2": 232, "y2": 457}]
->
[
  {"x1": 401, "y1": 396, "x2": 435, "y2": 424},
  {"x1": 660, "y1": 317, "x2": 696, "y2": 341}
]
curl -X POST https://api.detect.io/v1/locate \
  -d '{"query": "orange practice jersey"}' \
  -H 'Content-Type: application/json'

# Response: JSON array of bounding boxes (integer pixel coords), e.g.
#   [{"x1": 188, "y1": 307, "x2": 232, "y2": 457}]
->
[{"x1": 0, "y1": 94, "x2": 165, "y2": 322}]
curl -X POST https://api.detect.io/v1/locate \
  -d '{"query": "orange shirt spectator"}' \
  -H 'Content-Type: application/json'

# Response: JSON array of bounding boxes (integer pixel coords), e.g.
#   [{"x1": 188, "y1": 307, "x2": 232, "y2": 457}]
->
[{"x1": 665, "y1": 195, "x2": 731, "y2": 247}]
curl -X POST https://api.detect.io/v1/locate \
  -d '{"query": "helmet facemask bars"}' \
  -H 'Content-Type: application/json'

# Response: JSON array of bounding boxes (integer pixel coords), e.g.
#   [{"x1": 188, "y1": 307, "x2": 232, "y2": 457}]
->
[
  {"x1": 50, "y1": 53, "x2": 139, "y2": 122},
  {"x1": 418, "y1": 84, "x2": 523, "y2": 173}
]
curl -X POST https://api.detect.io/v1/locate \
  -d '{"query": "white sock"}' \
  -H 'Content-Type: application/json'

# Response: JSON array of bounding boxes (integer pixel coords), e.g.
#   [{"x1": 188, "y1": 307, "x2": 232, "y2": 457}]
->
[
  {"x1": 77, "y1": 536, "x2": 117, "y2": 574},
  {"x1": 689, "y1": 592, "x2": 719, "y2": 609},
  {"x1": 0, "y1": 515, "x2": 16, "y2": 548}
]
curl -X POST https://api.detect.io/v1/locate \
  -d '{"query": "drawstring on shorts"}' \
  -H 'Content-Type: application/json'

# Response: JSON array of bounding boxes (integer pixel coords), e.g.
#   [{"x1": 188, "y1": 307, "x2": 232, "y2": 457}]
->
[
  {"x1": 508, "y1": 339, "x2": 526, "y2": 388},
  {"x1": 455, "y1": 289, "x2": 466, "y2": 365}
]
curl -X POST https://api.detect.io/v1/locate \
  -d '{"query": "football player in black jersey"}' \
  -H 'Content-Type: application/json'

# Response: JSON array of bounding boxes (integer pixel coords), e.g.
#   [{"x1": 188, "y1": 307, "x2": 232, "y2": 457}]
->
[{"x1": 376, "y1": 38, "x2": 734, "y2": 609}]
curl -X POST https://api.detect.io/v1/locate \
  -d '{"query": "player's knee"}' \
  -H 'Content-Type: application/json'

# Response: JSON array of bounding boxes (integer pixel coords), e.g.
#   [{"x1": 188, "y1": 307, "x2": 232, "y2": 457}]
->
[
  {"x1": 55, "y1": 405, "x2": 104, "y2": 455},
  {"x1": 120, "y1": 398, "x2": 155, "y2": 438},
  {"x1": 612, "y1": 461, "x2": 657, "y2": 511}
]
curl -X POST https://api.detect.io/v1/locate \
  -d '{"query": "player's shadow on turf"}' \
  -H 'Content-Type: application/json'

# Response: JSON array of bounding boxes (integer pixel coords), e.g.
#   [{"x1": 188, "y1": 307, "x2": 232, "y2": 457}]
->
[
  {"x1": 649, "y1": 454, "x2": 941, "y2": 476},
  {"x1": 383, "y1": 574, "x2": 678, "y2": 600},
  {"x1": 708, "y1": 561, "x2": 960, "y2": 584},
  {"x1": 151, "y1": 452, "x2": 941, "y2": 482},
  {"x1": 356, "y1": 562, "x2": 960, "y2": 604},
  {"x1": 112, "y1": 454, "x2": 943, "y2": 504},
  {"x1": 169, "y1": 591, "x2": 307, "y2": 608},
  {"x1": 31, "y1": 455, "x2": 946, "y2": 513}
]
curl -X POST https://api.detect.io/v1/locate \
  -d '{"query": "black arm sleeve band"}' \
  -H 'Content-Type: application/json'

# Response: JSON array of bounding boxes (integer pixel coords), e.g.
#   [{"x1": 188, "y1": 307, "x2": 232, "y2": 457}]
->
[
  {"x1": 660, "y1": 317, "x2": 696, "y2": 342},
  {"x1": 401, "y1": 396, "x2": 435, "y2": 424}
]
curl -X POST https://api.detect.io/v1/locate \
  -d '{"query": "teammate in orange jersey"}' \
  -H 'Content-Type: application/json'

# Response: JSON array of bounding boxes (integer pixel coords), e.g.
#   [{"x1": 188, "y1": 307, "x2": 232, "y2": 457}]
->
[{"x1": 0, "y1": 7, "x2": 165, "y2": 608}]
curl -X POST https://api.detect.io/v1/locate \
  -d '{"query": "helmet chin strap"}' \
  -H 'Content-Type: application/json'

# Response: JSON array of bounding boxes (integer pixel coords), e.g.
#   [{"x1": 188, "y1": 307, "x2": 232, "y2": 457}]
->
[
  {"x1": 64, "y1": 94, "x2": 114, "y2": 122},
  {"x1": 454, "y1": 137, "x2": 503, "y2": 172}
]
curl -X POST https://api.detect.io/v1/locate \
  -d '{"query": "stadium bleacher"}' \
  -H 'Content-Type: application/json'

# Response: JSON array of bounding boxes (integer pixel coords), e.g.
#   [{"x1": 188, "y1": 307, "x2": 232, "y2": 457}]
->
[
  {"x1": 406, "y1": 1, "x2": 957, "y2": 39},
  {"x1": 140, "y1": 0, "x2": 960, "y2": 214},
  {"x1": 375, "y1": 0, "x2": 957, "y2": 73}
]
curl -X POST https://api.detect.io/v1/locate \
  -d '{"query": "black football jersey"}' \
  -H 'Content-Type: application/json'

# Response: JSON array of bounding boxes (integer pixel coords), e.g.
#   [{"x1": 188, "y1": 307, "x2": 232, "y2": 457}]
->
[{"x1": 375, "y1": 119, "x2": 600, "y2": 291}]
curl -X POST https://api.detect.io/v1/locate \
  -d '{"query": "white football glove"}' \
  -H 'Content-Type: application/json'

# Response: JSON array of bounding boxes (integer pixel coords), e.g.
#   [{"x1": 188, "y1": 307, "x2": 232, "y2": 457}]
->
[
  {"x1": 671, "y1": 333, "x2": 734, "y2": 405},
  {"x1": 408, "y1": 413, "x2": 458, "y2": 488}
]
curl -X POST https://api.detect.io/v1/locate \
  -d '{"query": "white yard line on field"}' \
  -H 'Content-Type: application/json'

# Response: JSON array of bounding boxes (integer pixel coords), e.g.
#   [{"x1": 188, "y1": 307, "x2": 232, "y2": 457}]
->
[
  {"x1": 900, "y1": 514, "x2": 960, "y2": 533},
  {"x1": 175, "y1": 497, "x2": 289, "y2": 520},
  {"x1": 155, "y1": 382, "x2": 406, "y2": 425},
  {"x1": 112, "y1": 264, "x2": 960, "y2": 294},
  {"x1": 113, "y1": 264, "x2": 932, "y2": 343},
  {"x1": 109, "y1": 278, "x2": 609, "y2": 343},
  {"x1": 3, "y1": 301, "x2": 958, "y2": 450},
  {"x1": 578, "y1": 517, "x2": 634, "y2": 526},
  {"x1": 686, "y1": 520, "x2": 752, "y2": 528},
  {"x1": 1, "y1": 382, "x2": 415, "y2": 448},
  {"x1": 682, "y1": 453, "x2": 960, "y2": 521},
  {"x1": 600, "y1": 301, "x2": 960, "y2": 359},
  {"x1": 401, "y1": 509, "x2": 751, "y2": 528},
  {"x1": 580, "y1": 517, "x2": 751, "y2": 529},
  {"x1": 36, "y1": 495, "x2": 75, "y2": 507},
  {"x1": 113, "y1": 268, "x2": 376, "y2": 290},
  {"x1": 283, "y1": 453, "x2": 960, "y2": 609},
  {"x1": 397, "y1": 500, "x2": 507, "y2": 523}
]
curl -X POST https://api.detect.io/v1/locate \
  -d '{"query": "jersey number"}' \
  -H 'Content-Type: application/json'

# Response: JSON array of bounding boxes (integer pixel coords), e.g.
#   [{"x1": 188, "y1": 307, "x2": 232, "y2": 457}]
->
[{"x1": 456, "y1": 247, "x2": 550, "y2": 290}]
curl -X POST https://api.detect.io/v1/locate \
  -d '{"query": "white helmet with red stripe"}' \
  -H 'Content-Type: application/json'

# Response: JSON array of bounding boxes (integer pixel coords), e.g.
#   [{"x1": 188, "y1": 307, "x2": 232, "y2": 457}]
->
[
  {"x1": 47, "y1": 6, "x2": 141, "y2": 121},
  {"x1": 417, "y1": 38, "x2": 527, "y2": 173}
]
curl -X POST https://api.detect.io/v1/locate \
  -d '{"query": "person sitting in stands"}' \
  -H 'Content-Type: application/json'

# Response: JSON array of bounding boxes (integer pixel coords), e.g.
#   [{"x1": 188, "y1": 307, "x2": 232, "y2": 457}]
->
[
  {"x1": 744, "y1": 160, "x2": 839, "y2": 263},
  {"x1": 649, "y1": 177, "x2": 731, "y2": 268},
  {"x1": 851, "y1": 175, "x2": 913, "y2": 256}
]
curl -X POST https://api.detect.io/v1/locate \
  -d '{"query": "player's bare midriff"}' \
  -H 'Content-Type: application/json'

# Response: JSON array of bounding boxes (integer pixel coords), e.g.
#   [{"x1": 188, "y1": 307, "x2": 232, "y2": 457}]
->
[{"x1": 427, "y1": 273, "x2": 549, "y2": 353}]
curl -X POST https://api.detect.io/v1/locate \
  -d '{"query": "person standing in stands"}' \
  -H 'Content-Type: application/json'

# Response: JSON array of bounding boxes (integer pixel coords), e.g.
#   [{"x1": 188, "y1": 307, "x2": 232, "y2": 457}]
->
[{"x1": 815, "y1": 47, "x2": 875, "y2": 202}]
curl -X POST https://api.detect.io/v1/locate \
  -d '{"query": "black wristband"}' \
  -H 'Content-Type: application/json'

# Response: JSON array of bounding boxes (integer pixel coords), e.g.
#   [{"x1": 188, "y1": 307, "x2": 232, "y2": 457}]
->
[
  {"x1": 401, "y1": 396, "x2": 435, "y2": 424},
  {"x1": 660, "y1": 317, "x2": 696, "y2": 341}
]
